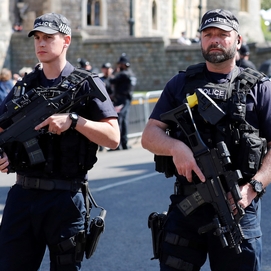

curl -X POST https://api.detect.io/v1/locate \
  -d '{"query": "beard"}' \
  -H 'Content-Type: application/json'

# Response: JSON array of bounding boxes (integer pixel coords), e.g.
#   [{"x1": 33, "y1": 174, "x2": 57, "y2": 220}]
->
[{"x1": 201, "y1": 43, "x2": 237, "y2": 63}]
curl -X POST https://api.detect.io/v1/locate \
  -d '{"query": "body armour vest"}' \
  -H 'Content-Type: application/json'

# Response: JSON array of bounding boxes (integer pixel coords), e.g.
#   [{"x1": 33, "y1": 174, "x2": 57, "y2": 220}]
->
[
  {"x1": 173, "y1": 63, "x2": 267, "y2": 181},
  {"x1": 3, "y1": 66, "x2": 98, "y2": 179}
]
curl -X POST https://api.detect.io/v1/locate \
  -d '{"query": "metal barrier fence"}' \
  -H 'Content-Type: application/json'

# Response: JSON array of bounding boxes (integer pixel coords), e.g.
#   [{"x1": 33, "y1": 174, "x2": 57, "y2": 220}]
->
[{"x1": 128, "y1": 90, "x2": 162, "y2": 138}]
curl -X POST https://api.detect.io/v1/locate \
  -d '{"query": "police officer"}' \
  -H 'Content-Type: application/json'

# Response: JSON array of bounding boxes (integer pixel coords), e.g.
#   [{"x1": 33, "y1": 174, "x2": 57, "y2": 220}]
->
[
  {"x1": 77, "y1": 58, "x2": 92, "y2": 72},
  {"x1": 109, "y1": 53, "x2": 136, "y2": 150},
  {"x1": 100, "y1": 62, "x2": 114, "y2": 98},
  {"x1": 236, "y1": 44, "x2": 257, "y2": 70},
  {"x1": 142, "y1": 9, "x2": 271, "y2": 271},
  {"x1": 0, "y1": 13, "x2": 120, "y2": 271}
]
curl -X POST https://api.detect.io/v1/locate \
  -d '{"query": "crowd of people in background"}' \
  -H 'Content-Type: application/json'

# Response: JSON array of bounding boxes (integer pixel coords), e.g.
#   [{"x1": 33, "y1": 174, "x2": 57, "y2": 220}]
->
[{"x1": 77, "y1": 53, "x2": 136, "y2": 151}]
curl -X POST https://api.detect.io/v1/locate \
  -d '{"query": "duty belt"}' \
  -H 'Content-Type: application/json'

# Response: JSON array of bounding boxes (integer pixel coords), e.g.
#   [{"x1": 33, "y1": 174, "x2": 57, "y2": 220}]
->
[{"x1": 16, "y1": 174, "x2": 85, "y2": 192}]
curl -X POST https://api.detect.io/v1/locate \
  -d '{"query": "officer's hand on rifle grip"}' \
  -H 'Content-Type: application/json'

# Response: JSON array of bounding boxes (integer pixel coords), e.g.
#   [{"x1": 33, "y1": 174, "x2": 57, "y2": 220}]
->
[
  {"x1": 172, "y1": 143, "x2": 205, "y2": 183},
  {"x1": 227, "y1": 191, "x2": 244, "y2": 216},
  {"x1": 0, "y1": 148, "x2": 10, "y2": 173}
]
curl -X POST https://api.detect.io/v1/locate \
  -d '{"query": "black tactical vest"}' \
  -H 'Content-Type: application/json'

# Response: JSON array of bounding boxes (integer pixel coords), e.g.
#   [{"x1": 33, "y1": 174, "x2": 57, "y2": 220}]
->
[
  {"x1": 168, "y1": 64, "x2": 268, "y2": 180},
  {"x1": 4, "y1": 67, "x2": 98, "y2": 178}
]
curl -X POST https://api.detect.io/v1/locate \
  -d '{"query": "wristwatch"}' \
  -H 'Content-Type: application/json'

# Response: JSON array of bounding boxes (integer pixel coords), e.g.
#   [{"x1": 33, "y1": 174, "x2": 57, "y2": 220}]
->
[
  {"x1": 249, "y1": 179, "x2": 266, "y2": 199},
  {"x1": 69, "y1": 112, "x2": 79, "y2": 129}
]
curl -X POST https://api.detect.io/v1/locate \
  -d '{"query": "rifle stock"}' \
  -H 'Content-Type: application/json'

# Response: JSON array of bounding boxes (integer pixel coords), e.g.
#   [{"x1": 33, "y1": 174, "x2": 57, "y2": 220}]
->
[
  {"x1": 160, "y1": 103, "x2": 245, "y2": 254},
  {"x1": 0, "y1": 71, "x2": 106, "y2": 165}
]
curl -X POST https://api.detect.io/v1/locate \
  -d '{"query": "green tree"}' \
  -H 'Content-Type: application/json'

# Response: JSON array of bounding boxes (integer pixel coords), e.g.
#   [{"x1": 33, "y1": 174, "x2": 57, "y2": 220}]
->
[
  {"x1": 261, "y1": 17, "x2": 271, "y2": 41},
  {"x1": 173, "y1": 0, "x2": 177, "y2": 28},
  {"x1": 261, "y1": 0, "x2": 271, "y2": 41},
  {"x1": 261, "y1": 0, "x2": 271, "y2": 10}
]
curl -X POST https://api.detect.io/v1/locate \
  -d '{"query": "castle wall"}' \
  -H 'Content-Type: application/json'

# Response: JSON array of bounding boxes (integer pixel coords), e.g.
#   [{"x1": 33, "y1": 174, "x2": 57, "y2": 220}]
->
[
  {"x1": 0, "y1": 0, "x2": 12, "y2": 68},
  {"x1": 10, "y1": 33, "x2": 271, "y2": 91}
]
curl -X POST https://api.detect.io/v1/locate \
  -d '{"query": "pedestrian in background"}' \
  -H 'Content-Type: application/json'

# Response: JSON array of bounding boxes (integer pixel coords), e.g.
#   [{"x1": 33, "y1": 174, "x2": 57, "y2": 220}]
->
[
  {"x1": 0, "y1": 68, "x2": 14, "y2": 104},
  {"x1": 259, "y1": 58, "x2": 271, "y2": 78},
  {"x1": 236, "y1": 44, "x2": 257, "y2": 70},
  {"x1": 177, "y1": 31, "x2": 192, "y2": 46},
  {"x1": 109, "y1": 53, "x2": 137, "y2": 150},
  {"x1": 100, "y1": 62, "x2": 114, "y2": 99},
  {"x1": 98, "y1": 62, "x2": 114, "y2": 152},
  {"x1": 77, "y1": 57, "x2": 92, "y2": 72}
]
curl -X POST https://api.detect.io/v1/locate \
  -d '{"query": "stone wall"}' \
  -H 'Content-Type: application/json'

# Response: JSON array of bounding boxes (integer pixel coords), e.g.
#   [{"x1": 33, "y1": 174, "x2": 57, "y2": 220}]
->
[
  {"x1": 0, "y1": 0, "x2": 12, "y2": 68},
  {"x1": 10, "y1": 0, "x2": 172, "y2": 39},
  {"x1": 9, "y1": 32, "x2": 271, "y2": 91}
]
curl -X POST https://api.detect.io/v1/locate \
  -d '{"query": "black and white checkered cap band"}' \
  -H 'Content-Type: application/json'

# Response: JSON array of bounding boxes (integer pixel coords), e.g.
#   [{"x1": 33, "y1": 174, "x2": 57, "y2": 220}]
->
[{"x1": 59, "y1": 23, "x2": 71, "y2": 35}]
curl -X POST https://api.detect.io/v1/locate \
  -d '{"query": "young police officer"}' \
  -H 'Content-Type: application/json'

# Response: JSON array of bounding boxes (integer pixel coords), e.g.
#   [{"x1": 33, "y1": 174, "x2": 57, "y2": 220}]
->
[
  {"x1": 142, "y1": 9, "x2": 271, "y2": 271},
  {"x1": 0, "y1": 13, "x2": 120, "y2": 271}
]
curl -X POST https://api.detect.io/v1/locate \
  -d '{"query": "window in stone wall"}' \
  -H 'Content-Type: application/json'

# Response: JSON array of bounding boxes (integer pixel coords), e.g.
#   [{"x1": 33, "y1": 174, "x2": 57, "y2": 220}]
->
[
  {"x1": 152, "y1": 0, "x2": 157, "y2": 30},
  {"x1": 240, "y1": 0, "x2": 248, "y2": 12},
  {"x1": 87, "y1": 0, "x2": 101, "y2": 26}
]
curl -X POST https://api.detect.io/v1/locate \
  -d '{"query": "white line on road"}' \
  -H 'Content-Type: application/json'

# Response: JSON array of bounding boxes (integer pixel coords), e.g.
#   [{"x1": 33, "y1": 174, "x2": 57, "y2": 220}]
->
[{"x1": 90, "y1": 172, "x2": 159, "y2": 192}]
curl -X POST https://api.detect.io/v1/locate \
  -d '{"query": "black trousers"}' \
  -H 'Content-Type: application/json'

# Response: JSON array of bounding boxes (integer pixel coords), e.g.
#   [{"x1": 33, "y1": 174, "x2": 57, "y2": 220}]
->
[{"x1": 0, "y1": 184, "x2": 86, "y2": 271}]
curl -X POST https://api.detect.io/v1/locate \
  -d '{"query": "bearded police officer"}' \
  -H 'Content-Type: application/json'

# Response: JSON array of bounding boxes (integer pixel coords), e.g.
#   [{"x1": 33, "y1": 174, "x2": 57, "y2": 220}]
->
[
  {"x1": 142, "y1": 9, "x2": 271, "y2": 271},
  {"x1": 0, "y1": 13, "x2": 120, "y2": 271}
]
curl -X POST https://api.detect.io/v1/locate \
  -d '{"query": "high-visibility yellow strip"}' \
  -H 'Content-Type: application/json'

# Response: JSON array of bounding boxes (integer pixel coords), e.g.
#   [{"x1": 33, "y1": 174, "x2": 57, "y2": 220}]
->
[
  {"x1": 131, "y1": 97, "x2": 159, "y2": 105},
  {"x1": 147, "y1": 98, "x2": 159, "y2": 103}
]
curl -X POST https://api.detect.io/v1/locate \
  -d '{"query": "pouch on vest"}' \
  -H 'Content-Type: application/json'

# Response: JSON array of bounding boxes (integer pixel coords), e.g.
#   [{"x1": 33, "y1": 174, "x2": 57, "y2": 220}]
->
[
  {"x1": 154, "y1": 155, "x2": 175, "y2": 178},
  {"x1": 236, "y1": 132, "x2": 267, "y2": 179}
]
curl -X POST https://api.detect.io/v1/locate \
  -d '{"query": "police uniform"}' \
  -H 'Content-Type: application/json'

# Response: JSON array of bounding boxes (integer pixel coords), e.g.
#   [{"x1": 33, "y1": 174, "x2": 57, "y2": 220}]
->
[
  {"x1": 0, "y1": 61, "x2": 118, "y2": 270},
  {"x1": 144, "y1": 8, "x2": 271, "y2": 271},
  {"x1": 150, "y1": 64, "x2": 271, "y2": 271}
]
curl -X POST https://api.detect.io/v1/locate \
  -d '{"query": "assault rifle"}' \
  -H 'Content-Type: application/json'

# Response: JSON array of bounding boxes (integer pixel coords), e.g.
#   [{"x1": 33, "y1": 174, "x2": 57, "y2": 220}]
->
[
  {"x1": 0, "y1": 69, "x2": 106, "y2": 165},
  {"x1": 160, "y1": 88, "x2": 245, "y2": 254}
]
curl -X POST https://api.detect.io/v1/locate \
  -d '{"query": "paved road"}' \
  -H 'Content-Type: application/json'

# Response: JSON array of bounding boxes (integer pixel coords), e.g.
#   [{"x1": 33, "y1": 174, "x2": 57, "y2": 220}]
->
[{"x1": 0, "y1": 139, "x2": 271, "y2": 271}]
